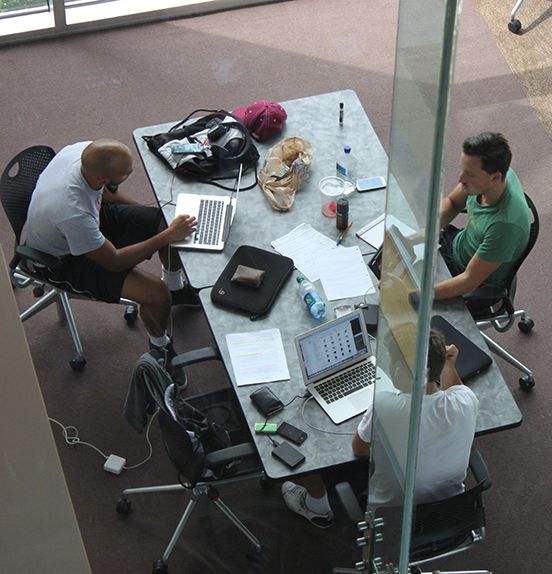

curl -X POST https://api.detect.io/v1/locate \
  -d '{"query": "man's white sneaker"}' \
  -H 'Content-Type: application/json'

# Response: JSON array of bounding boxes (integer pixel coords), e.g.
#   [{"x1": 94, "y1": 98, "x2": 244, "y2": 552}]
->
[{"x1": 281, "y1": 482, "x2": 334, "y2": 529}]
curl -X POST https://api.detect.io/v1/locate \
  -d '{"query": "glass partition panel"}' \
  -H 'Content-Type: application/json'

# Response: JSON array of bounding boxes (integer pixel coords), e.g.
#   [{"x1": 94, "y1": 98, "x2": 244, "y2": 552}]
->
[{"x1": 367, "y1": 0, "x2": 463, "y2": 572}]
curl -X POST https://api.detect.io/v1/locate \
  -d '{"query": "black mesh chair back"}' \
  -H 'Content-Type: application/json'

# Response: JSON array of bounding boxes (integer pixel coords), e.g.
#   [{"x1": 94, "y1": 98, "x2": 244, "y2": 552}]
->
[
  {"x1": 158, "y1": 387, "x2": 259, "y2": 488},
  {"x1": 505, "y1": 193, "x2": 539, "y2": 302},
  {"x1": 410, "y1": 480, "x2": 487, "y2": 562},
  {"x1": 0, "y1": 146, "x2": 56, "y2": 248}
]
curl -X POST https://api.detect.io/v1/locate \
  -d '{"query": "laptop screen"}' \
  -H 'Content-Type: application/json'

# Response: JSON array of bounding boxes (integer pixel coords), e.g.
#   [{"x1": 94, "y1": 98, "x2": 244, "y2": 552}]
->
[{"x1": 296, "y1": 311, "x2": 371, "y2": 384}]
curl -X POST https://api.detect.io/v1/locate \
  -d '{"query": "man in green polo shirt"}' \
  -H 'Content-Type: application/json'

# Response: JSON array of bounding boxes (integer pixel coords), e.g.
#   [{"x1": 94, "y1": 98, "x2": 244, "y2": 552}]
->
[{"x1": 435, "y1": 132, "x2": 530, "y2": 308}]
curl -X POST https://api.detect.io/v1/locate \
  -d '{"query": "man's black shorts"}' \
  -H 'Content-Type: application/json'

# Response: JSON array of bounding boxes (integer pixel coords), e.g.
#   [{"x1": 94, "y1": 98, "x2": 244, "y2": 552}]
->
[{"x1": 48, "y1": 204, "x2": 163, "y2": 303}]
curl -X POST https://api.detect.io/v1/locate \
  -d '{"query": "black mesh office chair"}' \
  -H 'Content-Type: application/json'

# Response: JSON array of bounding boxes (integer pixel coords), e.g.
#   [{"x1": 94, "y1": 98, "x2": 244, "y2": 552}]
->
[
  {"x1": 0, "y1": 145, "x2": 138, "y2": 371},
  {"x1": 463, "y1": 193, "x2": 539, "y2": 389},
  {"x1": 333, "y1": 449, "x2": 492, "y2": 574},
  {"x1": 117, "y1": 348, "x2": 264, "y2": 574}
]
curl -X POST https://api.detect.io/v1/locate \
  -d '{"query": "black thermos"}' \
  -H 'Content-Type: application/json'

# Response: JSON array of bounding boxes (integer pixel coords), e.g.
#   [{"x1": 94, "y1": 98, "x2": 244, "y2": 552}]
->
[{"x1": 336, "y1": 197, "x2": 349, "y2": 230}]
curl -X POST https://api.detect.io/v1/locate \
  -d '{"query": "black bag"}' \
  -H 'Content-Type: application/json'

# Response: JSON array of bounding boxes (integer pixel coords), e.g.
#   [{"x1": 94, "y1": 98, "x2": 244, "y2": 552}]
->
[
  {"x1": 211, "y1": 245, "x2": 294, "y2": 320},
  {"x1": 142, "y1": 109, "x2": 260, "y2": 190}
]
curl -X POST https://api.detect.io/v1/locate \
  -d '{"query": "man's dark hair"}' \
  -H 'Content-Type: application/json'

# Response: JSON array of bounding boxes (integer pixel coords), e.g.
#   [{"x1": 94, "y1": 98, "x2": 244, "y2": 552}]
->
[
  {"x1": 462, "y1": 132, "x2": 512, "y2": 180},
  {"x1": 427, "y1": 328, "x2": 446, "y2": 383}
]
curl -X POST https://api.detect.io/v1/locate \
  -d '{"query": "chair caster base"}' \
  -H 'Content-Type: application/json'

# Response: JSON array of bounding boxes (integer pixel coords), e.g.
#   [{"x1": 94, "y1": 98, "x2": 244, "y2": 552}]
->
[
  {"x1": 246, "y1": 545, "x2": 263, "y2": 561},
  {"x1": 33, "y1": 285, "x2": 45, "y2": 297},
  {"x1": 259, "y1": 477, "x2": 274, "y2": 490},
  {"x1": 124, "y1": 305, "x2": 138, "y2": 323},
  {"x1": 70, "y1": 355, "x2": 86, "y2": 371},
  {"x1": 519, "y1": 375, "x2": 535, "y2": 390},
  {"x1": 508, "y1": 19, "x2": 522, "y2": 33},
  {"x1": 116, "y1": 497, "x2": 132, "y2": 515},
  {"x1": 518, "y1": 316, "x2": 534, "y2": 334},
  {"x1": 152, "y1": 559, "x2": 168, "y2": 574}
]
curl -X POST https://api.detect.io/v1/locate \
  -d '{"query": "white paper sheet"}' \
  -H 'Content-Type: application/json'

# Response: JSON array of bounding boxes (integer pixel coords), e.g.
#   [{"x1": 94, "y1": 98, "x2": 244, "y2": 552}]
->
[
  {"x1": 225, "y1": 328, "x2": 290, "y2": 386},
  {"x1": 271, "y1": 223, "x2": 336, "y2": 281},
  {"x1": 318, "y1": 246, "x2": 376, "y2": 300},
  {"x1": 356, "y1": 213, "x2": 385, "y2": 248}
]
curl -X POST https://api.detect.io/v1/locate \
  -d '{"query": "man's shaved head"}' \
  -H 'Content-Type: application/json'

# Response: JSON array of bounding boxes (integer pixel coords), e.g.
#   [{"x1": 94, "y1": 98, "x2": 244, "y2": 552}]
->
[{"x1": 81, "y1": 139, "x2": 132, "y2": 178}]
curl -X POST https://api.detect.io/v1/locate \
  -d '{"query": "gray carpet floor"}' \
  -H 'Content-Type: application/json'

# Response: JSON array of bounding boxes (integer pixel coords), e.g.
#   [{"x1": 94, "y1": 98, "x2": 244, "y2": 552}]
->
[{"x1": 1, "y1": 0, "x2": 552, "y2": 572}]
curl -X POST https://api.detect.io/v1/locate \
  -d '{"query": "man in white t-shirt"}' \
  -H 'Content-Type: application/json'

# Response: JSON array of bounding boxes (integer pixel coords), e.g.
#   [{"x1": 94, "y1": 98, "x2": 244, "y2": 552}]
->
[
  {"x1": 25, "y1": 140, "x2": 198, "y2": 373},
  {"x1": 281, "y1": 329, "x2": 479, "y2": 528}
]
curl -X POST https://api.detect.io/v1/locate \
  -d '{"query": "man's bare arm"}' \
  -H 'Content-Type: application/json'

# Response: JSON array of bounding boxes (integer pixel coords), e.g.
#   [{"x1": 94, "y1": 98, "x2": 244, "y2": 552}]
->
[
  {"x1": 434, "y1": 254, "x2": 500, "y2": 300},
  {"x1": 85, "y1": 215, "x2": 196, "y2": 272},
  {"x1": 352, "y1": 432, "x2": 371, "y2": 457},
  {"x1": 440, "y1": 344, "x2": 463, "y2": 390},
  {"x1": 440, "y1": 183, "x2": 468, "y2": 228}
]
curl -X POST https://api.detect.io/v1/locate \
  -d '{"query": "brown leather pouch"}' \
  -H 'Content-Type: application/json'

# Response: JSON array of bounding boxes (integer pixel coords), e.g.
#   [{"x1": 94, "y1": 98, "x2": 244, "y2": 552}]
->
[{"x1": 231, "y1": 264, "x2": 265, "y2": 288}]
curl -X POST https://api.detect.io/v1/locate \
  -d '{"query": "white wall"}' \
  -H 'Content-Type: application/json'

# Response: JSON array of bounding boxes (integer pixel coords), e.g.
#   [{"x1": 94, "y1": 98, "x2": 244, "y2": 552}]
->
[{"x1": 0, "y1": 250, "x2": 91, "y2": 574}]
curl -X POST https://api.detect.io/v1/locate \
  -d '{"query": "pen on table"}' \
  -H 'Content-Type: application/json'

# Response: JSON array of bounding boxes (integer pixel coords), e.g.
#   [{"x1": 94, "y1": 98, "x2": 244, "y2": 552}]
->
[
  {"x1": 339, "y1": 102, "x2": 344, "y2": 125},
  {"x1": 336, "y1": 221, "x2": 353, "y2": 246}
]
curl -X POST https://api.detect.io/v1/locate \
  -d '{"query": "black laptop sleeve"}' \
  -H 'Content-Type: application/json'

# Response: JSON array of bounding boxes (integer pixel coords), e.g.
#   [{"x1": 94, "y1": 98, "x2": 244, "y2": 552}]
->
[{"x1": 210, "y1": 245, "x2": 294, "y2": 320}]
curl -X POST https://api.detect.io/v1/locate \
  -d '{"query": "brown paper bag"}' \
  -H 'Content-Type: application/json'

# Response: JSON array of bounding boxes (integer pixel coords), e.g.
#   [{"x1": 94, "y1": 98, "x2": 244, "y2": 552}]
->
[{"x1": 258, "y1": 136, "x2": 313, "y2": 211}]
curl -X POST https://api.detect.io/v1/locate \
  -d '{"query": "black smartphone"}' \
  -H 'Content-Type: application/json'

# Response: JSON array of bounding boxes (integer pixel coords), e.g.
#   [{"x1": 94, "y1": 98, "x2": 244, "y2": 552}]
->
[
  {"x1": 271, "y1": 441, "x2": 305, "y2": 469},
  {"x1": 277, "y1": 422, "x2": 308, "y2": 445}
]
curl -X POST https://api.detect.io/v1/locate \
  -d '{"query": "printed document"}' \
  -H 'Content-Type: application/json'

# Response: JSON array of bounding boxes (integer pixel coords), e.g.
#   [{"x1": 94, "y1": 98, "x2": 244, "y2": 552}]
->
[
  {"x1": 226, "y1": 328, "x2": 290, "y2": 386},
  {"x1": 271, "y1": 223, "x2": 336, "y2": 281},
  {"x1": 318, "y1": 246, "x2": 376, "y2": 300}
]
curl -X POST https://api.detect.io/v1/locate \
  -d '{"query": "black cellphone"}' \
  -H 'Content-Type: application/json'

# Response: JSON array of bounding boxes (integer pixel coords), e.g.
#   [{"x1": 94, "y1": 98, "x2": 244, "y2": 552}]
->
[
  {"x1": 271, "y1": 441, "x2": 305, "y2": 469},
  {"x1": 277, "y1": 422, "x2": 308, "y2": 445}
]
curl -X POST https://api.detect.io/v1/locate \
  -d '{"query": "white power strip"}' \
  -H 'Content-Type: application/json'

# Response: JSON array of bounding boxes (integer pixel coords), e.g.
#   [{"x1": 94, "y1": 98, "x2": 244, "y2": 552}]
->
[{"x1": 104, "y1": 454, "x2": 126, "y2": 475}]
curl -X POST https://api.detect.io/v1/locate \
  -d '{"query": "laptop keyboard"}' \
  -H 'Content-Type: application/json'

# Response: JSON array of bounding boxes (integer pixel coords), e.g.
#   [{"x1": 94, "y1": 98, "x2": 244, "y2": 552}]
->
[
  {"x1": 314, "y1": 362, "x2": 376, "y2": 405},
  {"x1": 195, "y1": 199, "x2": 225, "y2": 245}
]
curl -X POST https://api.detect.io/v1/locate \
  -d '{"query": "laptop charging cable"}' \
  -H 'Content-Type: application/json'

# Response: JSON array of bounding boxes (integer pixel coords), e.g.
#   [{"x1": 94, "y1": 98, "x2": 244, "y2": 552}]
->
[{"x1": 48, "y1": 409, "x2": 158, "y2": 475}]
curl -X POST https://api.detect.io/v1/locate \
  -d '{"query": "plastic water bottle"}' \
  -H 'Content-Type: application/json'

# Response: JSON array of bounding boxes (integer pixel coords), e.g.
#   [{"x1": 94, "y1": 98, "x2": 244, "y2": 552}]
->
[
  {"x1": 336, "y1": 145, "x2": 357, "y2": 194},
  {"x1": 296, "y1": 275, "x2": 326, "y2": 319}
]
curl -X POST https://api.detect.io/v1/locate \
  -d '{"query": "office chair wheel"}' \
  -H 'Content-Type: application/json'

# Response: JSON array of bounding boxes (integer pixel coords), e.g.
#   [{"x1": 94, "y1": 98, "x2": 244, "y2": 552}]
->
[
  {"x1": 69, "y1": 355, "x2": 86, "y2": 371},
  {"x1": 33, "y1": 284, "x2": 45, "y2": 297},
  {"x1": 519, "y1": 375, "x2": 535, "y2": 390},
  {"x1": 124, "y1": 305, "x2": 138, "y2": 323},
  {"x1": 518, "y1": 316, "x2": 534, "y2": 334},
  {"x1": 259, "y1": 477, "x2": 274, "y2": 490},
  {"x1": 152, "y1": 559, "x2": 169, "y2": 574},
  {"x1": 246, "y1": 544, "x2": 263, "y2": 561},
  {"x1": 508, "y1": 19, "x2": 522, "y2": 34},
  {"x1": 115, "y1": 497, "x2": 132, "y2": 515}
]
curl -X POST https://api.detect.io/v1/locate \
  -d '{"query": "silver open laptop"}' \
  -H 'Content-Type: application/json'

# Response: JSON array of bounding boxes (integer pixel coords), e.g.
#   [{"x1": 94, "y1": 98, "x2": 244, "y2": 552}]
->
[
  {"x1": 172, "y1": 165, "x2": 242, "y2": 251},
  {"x1": 295, "y1": 309, "x2": 376, "y2": 424}
]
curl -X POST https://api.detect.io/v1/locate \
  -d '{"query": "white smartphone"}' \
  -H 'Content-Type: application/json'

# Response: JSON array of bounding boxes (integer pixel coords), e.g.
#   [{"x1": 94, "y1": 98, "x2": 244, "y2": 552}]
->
[{"x1": 356, "y1": 176, "x2": 387, "y2": 192}]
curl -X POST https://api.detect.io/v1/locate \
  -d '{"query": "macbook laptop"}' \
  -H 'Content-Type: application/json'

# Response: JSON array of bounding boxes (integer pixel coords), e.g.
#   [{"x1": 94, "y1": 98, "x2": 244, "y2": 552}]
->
[
  {"x1": 172, "y1": 164, "x2": 242, "y2": 251},
  {"x1": 431, "y1": 315, "x2": 492, "y2": 381},
  {"x1": 295, "y1": 309, "x2": 376, "y2": 424}
]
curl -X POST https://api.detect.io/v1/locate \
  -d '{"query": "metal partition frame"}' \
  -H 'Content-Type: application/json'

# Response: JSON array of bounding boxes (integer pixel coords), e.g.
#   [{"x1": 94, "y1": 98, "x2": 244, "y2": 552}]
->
[{"x1": 368, "y1": 1, "x2": 464, "y2": 572}]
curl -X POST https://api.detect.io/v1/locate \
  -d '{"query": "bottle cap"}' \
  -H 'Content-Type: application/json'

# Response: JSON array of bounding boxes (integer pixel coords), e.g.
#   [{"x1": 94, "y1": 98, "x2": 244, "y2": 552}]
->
[
  {"x1": 296, "y1": 275, "x2": 305, "y2": 283},
  {"x1": 344, "y1": 145, "x2": 351, "y2": 154}
]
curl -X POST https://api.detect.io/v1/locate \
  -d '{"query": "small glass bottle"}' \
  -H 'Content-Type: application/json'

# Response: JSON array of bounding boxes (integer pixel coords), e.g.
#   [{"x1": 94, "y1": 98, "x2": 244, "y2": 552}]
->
[{"x1": 336, "y1": 196, "x2": 349, "y2": 231}]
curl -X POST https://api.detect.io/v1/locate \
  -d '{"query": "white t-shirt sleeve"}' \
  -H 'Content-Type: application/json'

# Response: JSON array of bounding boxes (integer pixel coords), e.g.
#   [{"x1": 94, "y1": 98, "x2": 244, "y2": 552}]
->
[
  {"x1": 357, "y1": 401, "x2": 374, "y2": 444},
  {"x1": 57, "y1": 214, "x2": 105, "y2": 256}
]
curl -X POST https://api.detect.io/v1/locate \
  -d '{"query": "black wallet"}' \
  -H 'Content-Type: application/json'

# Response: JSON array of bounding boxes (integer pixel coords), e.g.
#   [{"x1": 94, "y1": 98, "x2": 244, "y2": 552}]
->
[{"x1": 249, "y1": 386, "x2": 284, "y2": 417}]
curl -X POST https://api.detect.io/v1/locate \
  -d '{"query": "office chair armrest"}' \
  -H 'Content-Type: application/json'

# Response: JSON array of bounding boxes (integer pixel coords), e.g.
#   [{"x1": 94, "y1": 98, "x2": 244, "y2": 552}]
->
[
  {"x1": 463, "y1": 285, "x2": 514, "y2": 315},
  {"x1": 204, "y1": 442, "x2": 258, "y2": 469},
  {"x1": 469, "y1": 449, "x2": 492, "y2": 491},
  {"x1": 462, "y1": 285, "x2": 508, "y2": 303},
  {"x1": 335, "y1": 481, "x2": 364, "y2": 522},
  {"x1": 171, "y1": 347, "x2": 221, "y2": 369},
  {"x1": 15, "y1": 245, "x2": 63, "y2": 271}
]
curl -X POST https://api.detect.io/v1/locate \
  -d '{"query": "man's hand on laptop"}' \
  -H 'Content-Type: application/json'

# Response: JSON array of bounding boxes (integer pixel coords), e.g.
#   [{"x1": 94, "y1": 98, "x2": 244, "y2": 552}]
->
[{"x1": 167, "y1": 214, "x2": 197, "y2": 242}]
